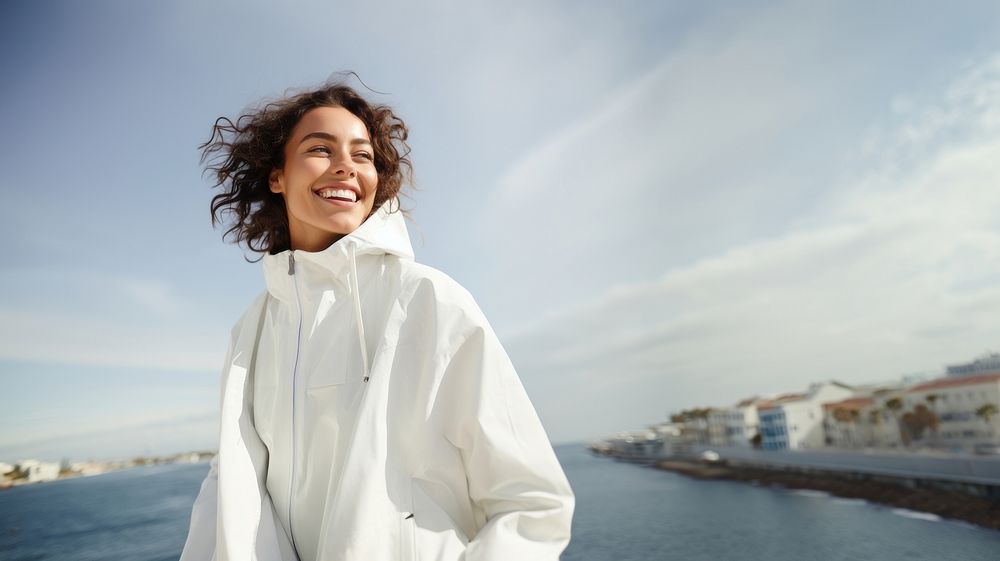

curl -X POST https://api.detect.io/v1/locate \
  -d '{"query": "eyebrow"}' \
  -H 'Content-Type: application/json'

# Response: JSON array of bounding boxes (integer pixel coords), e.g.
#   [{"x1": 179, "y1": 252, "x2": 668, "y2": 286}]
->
[{"x1": 298, "y1": 132, "x2": 372, "y2": 146}]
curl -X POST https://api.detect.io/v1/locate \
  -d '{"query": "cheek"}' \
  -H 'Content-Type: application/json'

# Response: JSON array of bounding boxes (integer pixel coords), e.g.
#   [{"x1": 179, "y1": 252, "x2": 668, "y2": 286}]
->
[
  {"x1": 285, "y1": 159, "x2": 325, "y2": 186},
  {"x1": 300, "y1": 159, "x2": 330, "y2": 178},
  {"x1": 362, "y1": 168, "x2": 379, "y2": 195}
]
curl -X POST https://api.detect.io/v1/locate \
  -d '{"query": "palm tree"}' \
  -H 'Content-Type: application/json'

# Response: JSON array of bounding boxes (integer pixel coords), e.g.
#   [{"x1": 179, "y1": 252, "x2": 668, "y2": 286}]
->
[
  {"x1": 925, "y1": 394, "x2": 940, "y2": 447},
  {"x1": 975, "y1": 403, "x2": 999, "y2": 445},
  {"x1": 868, "y1": 410, "x2": 881, "y2": 425},
  {"x1": 885, "y1": 397, "x2": 905, "y2": 446},
  {"x1": 864, "y1": 408, "x2": 882, "y2": 447},
  {"x1": 977, "y1": 403, "x2": 998, "y2": 422}
]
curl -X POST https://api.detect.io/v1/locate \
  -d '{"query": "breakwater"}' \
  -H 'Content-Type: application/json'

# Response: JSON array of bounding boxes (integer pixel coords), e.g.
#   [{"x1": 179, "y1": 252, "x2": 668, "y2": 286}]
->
[
  {"x1": 656, "y1": 458, "x2": 1000, "y2": 530},
  {"x1": 590, "y1": 442, "x2": 1000, "y2": 530}
]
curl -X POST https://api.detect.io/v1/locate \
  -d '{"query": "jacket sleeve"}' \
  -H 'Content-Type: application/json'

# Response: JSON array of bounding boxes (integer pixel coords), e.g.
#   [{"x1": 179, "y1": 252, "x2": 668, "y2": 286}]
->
[
  {"x1": 179, "y1": 322, "x2": 240, "y2": 561},
  {"x1": 178, "y1": 454, "x2": 219, "y2": 561},
  {"x1": 437, "y1": 299, "x2": 575, "y2": 561}
]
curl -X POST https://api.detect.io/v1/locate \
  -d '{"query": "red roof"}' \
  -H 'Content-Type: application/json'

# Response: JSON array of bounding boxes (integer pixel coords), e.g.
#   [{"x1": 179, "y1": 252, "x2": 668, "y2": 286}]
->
[
  {"x1": 822, "y1": 397, "x2": 874, "y2": 411},
  {"x1": 908, "y1": 372, "x2": 1000, "y2": 393},
  {"x1": 757, "y1": 393, "x2": 807, "y2": 410}
]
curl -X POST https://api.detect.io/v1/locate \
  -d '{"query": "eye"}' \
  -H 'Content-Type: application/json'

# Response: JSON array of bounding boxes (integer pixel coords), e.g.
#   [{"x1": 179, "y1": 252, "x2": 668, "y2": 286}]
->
[
  {"x1": 307, "y1": 146, "x2": 331, "y2": 155},
  {"x1": 354, "y1": 152, "x2": 374, "y2": 161}
]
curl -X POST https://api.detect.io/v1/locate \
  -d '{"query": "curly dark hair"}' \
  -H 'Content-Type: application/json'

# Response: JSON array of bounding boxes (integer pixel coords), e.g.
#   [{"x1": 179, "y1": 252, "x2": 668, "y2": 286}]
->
[{"x1": 200, "y1": 79, "x2": 413, "y2": 256}]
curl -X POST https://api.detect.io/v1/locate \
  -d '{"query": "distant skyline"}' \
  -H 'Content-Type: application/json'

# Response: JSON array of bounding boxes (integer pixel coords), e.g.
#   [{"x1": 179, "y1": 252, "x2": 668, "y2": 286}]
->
[{"x1": 3, "y1": 0, "x2": 1000, "y2": 461}]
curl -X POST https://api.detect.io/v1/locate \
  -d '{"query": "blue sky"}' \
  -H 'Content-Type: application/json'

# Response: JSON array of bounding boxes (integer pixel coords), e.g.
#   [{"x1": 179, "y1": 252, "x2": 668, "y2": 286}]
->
[{"x1": 3, "y1": 0, "x2": 1000, "y2": 461}]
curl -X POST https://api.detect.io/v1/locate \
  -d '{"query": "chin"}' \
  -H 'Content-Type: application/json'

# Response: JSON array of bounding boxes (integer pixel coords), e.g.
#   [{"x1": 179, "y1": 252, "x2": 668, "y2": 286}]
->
[{"x1": 325, "y1": 218, "x2": 364, "y2": 235}]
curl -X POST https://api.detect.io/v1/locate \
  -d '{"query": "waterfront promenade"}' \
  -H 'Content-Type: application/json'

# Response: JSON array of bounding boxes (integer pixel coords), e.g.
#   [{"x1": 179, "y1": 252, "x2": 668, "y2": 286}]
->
[{"x1": 690, "y1": 445, "x2": 1000, "y2": 487}]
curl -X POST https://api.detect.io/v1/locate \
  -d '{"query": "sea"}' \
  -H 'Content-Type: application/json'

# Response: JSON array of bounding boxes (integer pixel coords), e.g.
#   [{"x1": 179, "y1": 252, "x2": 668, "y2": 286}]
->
[{"x1": 2, "y1": 443, "x2": 999, "y2": 561}]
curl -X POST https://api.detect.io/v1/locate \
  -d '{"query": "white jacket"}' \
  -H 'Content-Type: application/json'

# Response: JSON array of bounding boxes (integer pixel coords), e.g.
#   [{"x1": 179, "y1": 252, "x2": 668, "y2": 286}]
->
[{"x1": 179, "y1": 198, "x2": 574, "y2": 561}]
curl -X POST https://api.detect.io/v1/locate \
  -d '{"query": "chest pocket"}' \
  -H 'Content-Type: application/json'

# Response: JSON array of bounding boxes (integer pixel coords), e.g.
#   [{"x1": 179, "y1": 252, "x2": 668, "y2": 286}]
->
[
  {"x1": 302, "y1": 333, "x2": 355, "y2": 389},
  {"x1": 305, "y1": 362, "x2": 350, "y2": 389},
  {"x1": 303, "y1": 291, "x2": 365, "y2": 388}
]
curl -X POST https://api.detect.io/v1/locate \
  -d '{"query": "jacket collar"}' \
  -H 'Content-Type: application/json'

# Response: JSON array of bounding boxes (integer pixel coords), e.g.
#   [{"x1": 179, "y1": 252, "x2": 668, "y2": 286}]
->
[{"x1": 262, "y1": 197, "x2": 415, "y2": 295}]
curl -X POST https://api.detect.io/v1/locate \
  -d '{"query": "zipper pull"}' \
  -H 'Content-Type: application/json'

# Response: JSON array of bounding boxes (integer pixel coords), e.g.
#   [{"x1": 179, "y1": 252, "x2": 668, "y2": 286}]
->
[{"x1": 288, "y1": 252, "x2": 296, "y2": 275}]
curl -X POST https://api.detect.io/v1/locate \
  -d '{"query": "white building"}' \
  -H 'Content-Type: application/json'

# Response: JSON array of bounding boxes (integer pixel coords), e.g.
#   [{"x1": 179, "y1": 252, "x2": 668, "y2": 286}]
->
[
  {"x1": 706, "y1": 409, "x2": 730, "y2": 446},
  {"x1": 648, "y1": 422, "x2": 682, "y2": 457},
  {"x1": 726, "y1": 397, "x2": 762, "y2": 447},
  {"x1": 947, "y1": 352, "x2": 1000, "y2": 377},
  {"x1": 822, "y1": 397, "x2": 876, "y2": 449},
  {"x1": 821, "y1": 382, "x2": 914, "y2": 450},
  {"x1": 905, "y1": 372, "x2": 1000, "y2": 453},
  {"x1": 706, "y1": 397, "x2": 763, "y2": 447},
  {"x1": 758, "y1": 382, "x2": 855, "y2": 451},
  {"x1": 18, "y1": 459, "x2": 60, "y2": 482}
]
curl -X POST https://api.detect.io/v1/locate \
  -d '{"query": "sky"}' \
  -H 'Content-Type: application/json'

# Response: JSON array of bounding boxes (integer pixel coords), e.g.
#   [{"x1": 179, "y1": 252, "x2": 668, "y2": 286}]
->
[{"x1": 2, "y1": 0, "x2": 1000, "y2": 462}]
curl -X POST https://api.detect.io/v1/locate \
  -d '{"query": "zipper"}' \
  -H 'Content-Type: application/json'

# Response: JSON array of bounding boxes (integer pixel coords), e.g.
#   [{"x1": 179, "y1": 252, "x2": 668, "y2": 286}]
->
[{"x1": 287, "y1": 250, "x2": 302, "y2": 551}]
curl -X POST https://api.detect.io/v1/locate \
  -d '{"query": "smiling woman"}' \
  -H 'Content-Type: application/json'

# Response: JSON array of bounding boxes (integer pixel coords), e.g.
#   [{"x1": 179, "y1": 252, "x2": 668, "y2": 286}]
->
[{"x1": 181, "y1": 79, "x2": 575, "y2": 561}]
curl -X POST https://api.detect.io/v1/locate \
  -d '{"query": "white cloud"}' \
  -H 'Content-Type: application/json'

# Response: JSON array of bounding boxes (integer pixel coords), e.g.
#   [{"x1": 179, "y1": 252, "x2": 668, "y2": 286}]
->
[
  {"x1": 475, "y1": 4, "x2": 877, "y2": 332},
  {"x1": 0, "y1": 411, "x2": 219, "y2": 462},
  {"x1": 505, "y1": 53, "x2": 1000, "y2": 444},
  {"x1": 0, "y1": 308, "x2": 227, "y2": 371},
  {"x1": 0, "y1": 267, "x2": 230, "y2": 370}
]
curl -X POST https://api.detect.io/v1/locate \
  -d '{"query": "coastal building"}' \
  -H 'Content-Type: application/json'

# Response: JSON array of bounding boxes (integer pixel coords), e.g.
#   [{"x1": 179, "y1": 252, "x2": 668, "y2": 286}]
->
[
  {"x1": 18, "y1": 460, "x2": 60, "y2": 482},
  {"x1": 904, "y1": 372, "x2": 1000, "y2": 453},
  {"x1": 822, "y1": 397, "x2": 875, "y2": 448},
  {"x1": 705, "y1": 397, "x2": 763, "y2": 447},
  {"x1": 946, "y1": 352, "x2": 1000, "y2": 377},
  {"x1": 859, "y1": 387, "x2": 911, "y2": 449},
  {"x1": 706, "y1": 409, "x2": 730, "y2": 446},
  {"x1": 70, "y1": 461, "x2": 114, "y2": 476},
  {"x1": 601, "y1": 429, "x2": 663, "y2": 460},
  {"x1": 648, "y1": 421, "x2": 682, "y2": 457},
  {"x1": 725, "y1": 397, "x2": 762, "y2": 447},
  {"x1": 758, "y1": 382, "x2": 855, "y2": 451},
  {"x1": 821, "y1": 382, "x2": 913, "y2": 449},
  {"x1": 678, "y1": 416, "x2": 709, "y2": 447}
]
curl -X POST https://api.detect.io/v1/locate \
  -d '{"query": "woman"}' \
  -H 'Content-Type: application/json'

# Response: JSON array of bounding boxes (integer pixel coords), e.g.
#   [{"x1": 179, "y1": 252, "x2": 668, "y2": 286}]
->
[{"x1": 179, "y1": 81, "x2": 575, "y2": 561}]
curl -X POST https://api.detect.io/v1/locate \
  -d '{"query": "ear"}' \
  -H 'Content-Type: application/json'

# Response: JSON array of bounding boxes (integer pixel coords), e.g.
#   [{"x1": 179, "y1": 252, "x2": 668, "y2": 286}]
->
[{"x1": 269, "y1": 168, "x2": 284, "y2": 194}]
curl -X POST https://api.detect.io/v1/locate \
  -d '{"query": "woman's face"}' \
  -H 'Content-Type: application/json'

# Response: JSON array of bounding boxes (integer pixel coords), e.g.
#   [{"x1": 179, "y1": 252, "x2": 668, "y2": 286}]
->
[{"x1": 269, "y1": 106, "x2": 378, "y2": 252}]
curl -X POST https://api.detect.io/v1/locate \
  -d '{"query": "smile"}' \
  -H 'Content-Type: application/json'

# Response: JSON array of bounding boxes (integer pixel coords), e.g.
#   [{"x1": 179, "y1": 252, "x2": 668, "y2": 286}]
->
[{"x1": 316, "y1": 188, "x2": 358, "y2": 202}]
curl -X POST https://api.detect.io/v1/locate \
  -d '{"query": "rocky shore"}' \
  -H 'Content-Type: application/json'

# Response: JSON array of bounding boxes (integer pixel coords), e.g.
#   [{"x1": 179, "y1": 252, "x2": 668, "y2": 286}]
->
[{"x1": 656, "y1": 459, "x2": 1000, "y2": 531}]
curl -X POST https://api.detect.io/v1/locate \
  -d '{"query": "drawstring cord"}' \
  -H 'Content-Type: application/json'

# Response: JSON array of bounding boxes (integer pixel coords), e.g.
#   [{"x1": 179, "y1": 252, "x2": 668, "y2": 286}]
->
[{"x1": 349, "y1": 242, "x2": 371, "y2": 383}]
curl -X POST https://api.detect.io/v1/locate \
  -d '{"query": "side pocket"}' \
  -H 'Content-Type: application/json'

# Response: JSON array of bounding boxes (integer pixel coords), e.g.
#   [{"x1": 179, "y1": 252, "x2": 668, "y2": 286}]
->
[{"x1": 410, "y1": 477, "x2": 470, "y2": 561}]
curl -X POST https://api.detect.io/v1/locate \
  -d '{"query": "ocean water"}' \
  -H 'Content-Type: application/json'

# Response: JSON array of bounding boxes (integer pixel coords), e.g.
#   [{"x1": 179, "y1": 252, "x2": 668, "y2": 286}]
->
[
  {"x1": 559, "y1": 445, "x2": 1000, "y2": 561},
  {"x1": 0, "y1": 462, "x2": 205, "y2": 561},
  {"x1": 2, "y1": 444, "x2": 999, "y2": 560}
]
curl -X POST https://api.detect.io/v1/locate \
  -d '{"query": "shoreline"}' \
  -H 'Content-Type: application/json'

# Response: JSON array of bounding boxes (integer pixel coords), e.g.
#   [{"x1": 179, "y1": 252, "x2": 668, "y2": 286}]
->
[
  {"x1": 655, "y1": 459, "x2": 1000, "y2": 531},
  {"x1": 1, "y1": 455, "x2": 213, "y2": 490}
]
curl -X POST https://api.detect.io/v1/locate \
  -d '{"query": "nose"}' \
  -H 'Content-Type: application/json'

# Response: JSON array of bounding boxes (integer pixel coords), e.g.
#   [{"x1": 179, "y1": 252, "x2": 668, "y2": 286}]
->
[{"x1": 331, "y1": 148, "x2": 357, "y2": 177}]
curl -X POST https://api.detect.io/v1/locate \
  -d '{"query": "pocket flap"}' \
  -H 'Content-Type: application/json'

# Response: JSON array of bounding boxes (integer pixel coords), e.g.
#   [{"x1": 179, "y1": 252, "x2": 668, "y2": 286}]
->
[{"x1": 306, "y1": 364, "x2": 349, "y2": 388}]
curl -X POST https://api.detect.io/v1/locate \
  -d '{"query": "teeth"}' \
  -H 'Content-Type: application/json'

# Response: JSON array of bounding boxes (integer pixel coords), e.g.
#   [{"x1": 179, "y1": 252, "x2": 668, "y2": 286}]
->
[{"x1": 317, "y1": 188, "x2": 357, "y2": 202}]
